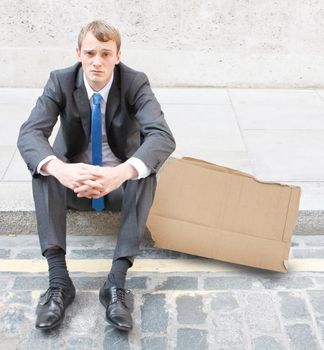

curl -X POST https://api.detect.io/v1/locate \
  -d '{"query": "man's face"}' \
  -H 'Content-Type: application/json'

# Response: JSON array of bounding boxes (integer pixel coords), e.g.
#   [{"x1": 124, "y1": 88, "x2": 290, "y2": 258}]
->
[{"x1": 76, "y1": 32, "x2": 120, "y2": 91}]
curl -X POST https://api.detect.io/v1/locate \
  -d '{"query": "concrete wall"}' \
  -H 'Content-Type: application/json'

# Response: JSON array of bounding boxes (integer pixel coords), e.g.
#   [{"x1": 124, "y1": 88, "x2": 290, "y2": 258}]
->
[{"x1": 1, "y1": 0, "x2": 324, "y2": 88}]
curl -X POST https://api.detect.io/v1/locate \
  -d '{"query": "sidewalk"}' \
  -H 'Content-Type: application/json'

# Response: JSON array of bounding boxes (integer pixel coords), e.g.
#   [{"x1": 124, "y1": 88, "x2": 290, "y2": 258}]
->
[
  {"x1": 1, "y1": 88, "x2": 324, "y2": 232},
  {"x1": 1, "y1": 88, "x2": 324, "y2": 349}
]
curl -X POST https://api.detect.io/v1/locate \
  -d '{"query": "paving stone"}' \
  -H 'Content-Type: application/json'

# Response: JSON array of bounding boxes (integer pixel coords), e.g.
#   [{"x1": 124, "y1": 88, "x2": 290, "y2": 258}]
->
[
  {"x1": 65, "y1": 336, "x2": 94, "y2": 350},
  {"x1": 0, "y1": 276, "x2": 11, "y2": 289},
  {"x1": 245, "y1": 292, "x2": 281, "y2": 333},
  {"x1": 141, "y1": 336, "x2": 167, "y2": 350},
  {"x1": 303, "y1": 236, "x2": 324, "y2": 246},
  {"x1": 0, "y1": 304, "x2": 29, "y2": 335},
  {"x1": 204, "y1": 276, "x2": 254, "y2": 290},
  {"x1": 2, "y1": 337, "x2": 22, "y2": 350},
  {"x1": 278, "y1": 292, "x2": 310, "y2": 319},
  {"x1": 139, "y1": 248, "x2": 186, "y2": 259},
  {"x1": 15, "y1": 249, "x2": 41, "y2": 259},
  {"x1": 102, "y1": 326, "x2": 130, "y2": 350},
  {"x1": 262, "y1": 276, "x2": 314, "y2": 290},
  {"x1": 176, "y1": 295, "x2": 207, "y2": 325},
  {"x1": 73, "y1": 277, "x2": 105, "y2": 290},
  {"x1": 156, "y1": 276, "x2": 198, "y2": 290},
  {"x1": 66, "y1": 236, "x2": 97, "y2": 248},
  {"x1": 19, "y1": 328, "x2": 61, "y2": 350},
  {"x1": 65, "y1": 292, "x2": 100, "y2": 335},
  {"x1": 307, "y1": 290, "x2": 324, "y2": 315},
  {"x1": 21, "y1": 328, "x2": 98, "y2": 350},
  {"x1": 0, "y1": 248, "x2": 10, "y2": 258},
  {"x1": 13, "y1": 276, "x2": 48, "y2": 290},
  {"x1": 252, "y1": 335, "x2": 286, "y2": 350},
  {"x1": 314, "y1": 316, "x2": 324, "y2": 343},
  {"x1": 176, "y1": 328, "x2": 208, "y2": 350},
  {"x1": 211, "y1": 292, "x2": 240, "y2": 312},
  {"x1": 0, "y1": 291, "x2": 32, "y2": 305},
  {"x1": 292, "y1": 249, "x2": 324, "y2": 258},
  {"x1": 68, "y1": 249, "x2": 114, "y2": 259},
  {"x1": 125, "y1": 276, "x2": 147, "y2": 290},
  {"x1": 141, "y1": 294, "x2": 168, "y2": 333},
  {"x1": 212, "y1": 311, "x2": 245, "y2": 349},
  {"x1": 0, "y1": 235, "x2": 39, "y2": 248},
  {"x1": 286, "y1": 324, "x2": 320, "y2": 350},
  {"x1": 313, "y1": 277, "x2": 324, "y2": 286}
]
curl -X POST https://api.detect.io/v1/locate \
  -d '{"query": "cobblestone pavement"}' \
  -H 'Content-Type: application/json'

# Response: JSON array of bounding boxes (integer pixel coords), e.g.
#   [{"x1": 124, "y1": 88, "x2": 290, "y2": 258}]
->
[{"x1": 1, "y1": 234, "x2": 324, "y2": 350}]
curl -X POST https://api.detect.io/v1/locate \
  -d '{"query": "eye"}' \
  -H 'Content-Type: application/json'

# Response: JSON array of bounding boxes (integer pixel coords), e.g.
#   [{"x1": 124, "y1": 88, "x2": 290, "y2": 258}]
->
[
  {"x1": 84, "y1": 51, "x2": 94, "y2": 57},
  {"x1": 102, "y1": 51, "x2": 113, "y2": 58}
]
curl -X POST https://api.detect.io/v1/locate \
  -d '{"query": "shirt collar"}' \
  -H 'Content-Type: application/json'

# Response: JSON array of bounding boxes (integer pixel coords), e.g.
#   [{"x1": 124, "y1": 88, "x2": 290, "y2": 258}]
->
[{"x1": 83, "y1": 72, "x2": 114, "y2": 103}]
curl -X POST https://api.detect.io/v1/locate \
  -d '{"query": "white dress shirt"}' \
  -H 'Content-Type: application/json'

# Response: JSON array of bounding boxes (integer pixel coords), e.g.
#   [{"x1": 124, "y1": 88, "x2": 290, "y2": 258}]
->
[{"x1": 37, "y1": 73, "x2": 150, "y2": 179}]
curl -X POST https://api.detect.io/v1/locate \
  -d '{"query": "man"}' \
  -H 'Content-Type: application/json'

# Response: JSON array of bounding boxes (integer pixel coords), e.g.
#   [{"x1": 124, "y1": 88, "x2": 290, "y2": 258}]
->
[{"x1": 17, "y1": 20, "x2": 175, "y2": 332}]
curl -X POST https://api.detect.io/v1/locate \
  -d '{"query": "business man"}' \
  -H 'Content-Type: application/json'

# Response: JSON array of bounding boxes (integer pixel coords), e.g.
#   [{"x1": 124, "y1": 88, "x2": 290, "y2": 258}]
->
[{"x1": 17, "y1": 20, "x2": 175, "y2": 332}]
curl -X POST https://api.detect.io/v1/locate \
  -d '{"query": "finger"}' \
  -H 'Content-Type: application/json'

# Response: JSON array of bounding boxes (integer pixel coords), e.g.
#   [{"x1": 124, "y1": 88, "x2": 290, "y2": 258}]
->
[
  {"x1": 81, "y1": 180, "x2": 104, "y2": 191},
  {"x1": 74, "y1": 181, "x2": 103, "y2": 193},
  {"x1": 81, "y1": 169, "x2": 103, "y2": 179},
  {"x1": 74, "y1": 184, "x2": 99, "y2": 194},
  {"x1": 77, "y1": 190, "x2": 101, "y2": 198},
  {"x1": 74, "y1": 173, "x2": 98, "y2": 182}
]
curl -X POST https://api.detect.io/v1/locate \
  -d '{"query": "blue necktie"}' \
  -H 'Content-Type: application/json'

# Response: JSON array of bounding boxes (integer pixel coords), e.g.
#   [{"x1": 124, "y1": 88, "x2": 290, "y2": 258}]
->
[{"x1": 91, "y1": 93, "x2": 105, "y2": 211}]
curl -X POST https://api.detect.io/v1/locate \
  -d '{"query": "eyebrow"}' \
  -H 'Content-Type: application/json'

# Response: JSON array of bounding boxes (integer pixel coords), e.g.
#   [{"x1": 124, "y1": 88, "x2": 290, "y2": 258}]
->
[{"x1": 83, "y1": 48, "x2": 113, "y2": 53}]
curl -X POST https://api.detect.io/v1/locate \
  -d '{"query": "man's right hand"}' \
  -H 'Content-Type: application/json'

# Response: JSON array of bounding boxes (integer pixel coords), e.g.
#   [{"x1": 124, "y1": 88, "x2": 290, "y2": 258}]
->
[{"x1": 42, "y1": 158, "x2": 103, "y2": 197}]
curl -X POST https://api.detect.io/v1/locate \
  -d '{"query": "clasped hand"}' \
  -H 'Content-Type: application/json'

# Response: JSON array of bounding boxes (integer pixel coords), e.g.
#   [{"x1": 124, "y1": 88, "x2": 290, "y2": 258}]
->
[
  {"x1": 43, "y1": 160, "x2": 137, "y2": 200},
  {"x1": 72, "y1": 164, "x2": 128, "y2": 199}
]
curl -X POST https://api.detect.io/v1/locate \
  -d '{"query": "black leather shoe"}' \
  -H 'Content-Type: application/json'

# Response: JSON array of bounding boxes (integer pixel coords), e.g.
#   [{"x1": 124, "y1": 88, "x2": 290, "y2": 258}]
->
[
  {"x1": 35, "y1": 282, "x2": 76, "y2": 330},
  {"x1": 99, "y1": 284, "x2": 133, "y2": 331}
]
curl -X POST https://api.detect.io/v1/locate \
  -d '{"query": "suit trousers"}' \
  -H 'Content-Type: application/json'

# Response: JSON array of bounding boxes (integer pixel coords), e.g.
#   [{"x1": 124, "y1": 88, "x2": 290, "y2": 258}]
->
[{"x1": 32, "y1": 174, "x2": 157, "y2": 264}]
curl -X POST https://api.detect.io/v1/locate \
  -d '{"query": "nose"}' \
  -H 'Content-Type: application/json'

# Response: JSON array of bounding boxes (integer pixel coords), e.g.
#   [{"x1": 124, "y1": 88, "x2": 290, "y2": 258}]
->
[{"x1": 93, "y1": 54, "x2": 102, "y2": 67}]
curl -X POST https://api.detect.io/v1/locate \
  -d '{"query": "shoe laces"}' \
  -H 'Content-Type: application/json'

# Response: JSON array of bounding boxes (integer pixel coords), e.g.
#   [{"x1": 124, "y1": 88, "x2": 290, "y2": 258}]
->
[
  {"x1": 50, "y1": 287, "x2": 64, "y2": 298},
  {"x1": 41, "y1": 287, "x2": 64, "y2": 307},
  {"x1": 116, "y1": 288, "x2": 131, "y2": 305}
]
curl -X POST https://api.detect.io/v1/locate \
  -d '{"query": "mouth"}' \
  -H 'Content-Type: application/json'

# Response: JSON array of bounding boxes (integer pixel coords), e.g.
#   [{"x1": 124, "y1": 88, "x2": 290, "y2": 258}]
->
[{"x1": 91, "y1": 70, "x2": 104, "y2": 75}]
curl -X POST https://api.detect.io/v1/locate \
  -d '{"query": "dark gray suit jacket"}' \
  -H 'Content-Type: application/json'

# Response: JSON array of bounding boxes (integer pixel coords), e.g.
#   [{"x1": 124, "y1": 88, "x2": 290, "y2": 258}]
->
[{"x1": 17, "y1": 62, "x2": 176, "y2": 178}]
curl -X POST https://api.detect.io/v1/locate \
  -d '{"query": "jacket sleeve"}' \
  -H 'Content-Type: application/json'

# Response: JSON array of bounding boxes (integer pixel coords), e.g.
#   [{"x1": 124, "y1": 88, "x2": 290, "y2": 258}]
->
[
  {"x1": 17, "y1": 71, "x2": 63, "y2": 177},
  {"x1": 128, "y1": 72, "x2": 176, "y2": 174}
]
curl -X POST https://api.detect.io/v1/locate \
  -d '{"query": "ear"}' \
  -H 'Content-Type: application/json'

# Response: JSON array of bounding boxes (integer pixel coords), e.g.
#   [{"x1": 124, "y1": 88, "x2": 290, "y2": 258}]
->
[
  {"x1": 116, "y1": 50, "x2": 121, "y2": 64},
  {"x1": 76, "y1": 47, "x2": 81, "y2": 62}
]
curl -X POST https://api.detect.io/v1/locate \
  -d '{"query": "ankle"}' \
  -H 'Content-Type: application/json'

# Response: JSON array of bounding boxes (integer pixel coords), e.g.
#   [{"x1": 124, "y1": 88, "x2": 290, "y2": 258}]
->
[{"x1": 106, "y1": 258, "x2": 131, "y2": 289}]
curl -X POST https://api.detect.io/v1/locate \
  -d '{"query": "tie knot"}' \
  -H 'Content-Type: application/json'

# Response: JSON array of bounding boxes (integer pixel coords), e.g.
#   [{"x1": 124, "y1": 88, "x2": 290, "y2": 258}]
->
[{"x1": 93, "y1": 93, "x2": 102, "y2": 105}]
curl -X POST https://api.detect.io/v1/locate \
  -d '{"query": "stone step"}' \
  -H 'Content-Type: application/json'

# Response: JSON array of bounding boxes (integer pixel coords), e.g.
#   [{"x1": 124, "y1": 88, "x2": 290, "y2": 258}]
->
[{"x1": 0, "y1": 209, "x2": 323, "y2": 235}]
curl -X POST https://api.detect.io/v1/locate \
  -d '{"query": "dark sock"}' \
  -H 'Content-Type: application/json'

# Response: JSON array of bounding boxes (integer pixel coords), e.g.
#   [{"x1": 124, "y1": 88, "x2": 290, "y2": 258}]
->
[
  {"x1": 106, "y1": 258, "x2": 131, "y2": 289},
  {"x1": 44, "y1": 248, "x2": 71, "y2": 289}
]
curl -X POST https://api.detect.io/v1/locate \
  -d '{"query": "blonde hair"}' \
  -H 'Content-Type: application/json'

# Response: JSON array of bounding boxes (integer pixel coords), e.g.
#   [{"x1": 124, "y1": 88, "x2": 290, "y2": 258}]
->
[{"x1": 78, "y1": 20, "x2": 121, "y2": 51}]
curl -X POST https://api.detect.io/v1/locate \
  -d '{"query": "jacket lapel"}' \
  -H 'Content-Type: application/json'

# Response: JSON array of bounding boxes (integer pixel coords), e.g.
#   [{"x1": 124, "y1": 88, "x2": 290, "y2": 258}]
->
[
  {"x1": 73, "y1": 66, "x2": 91, "y2": 139},
  {"x1": 105, "y1": 65, "x2": 121, "y2": 132}
]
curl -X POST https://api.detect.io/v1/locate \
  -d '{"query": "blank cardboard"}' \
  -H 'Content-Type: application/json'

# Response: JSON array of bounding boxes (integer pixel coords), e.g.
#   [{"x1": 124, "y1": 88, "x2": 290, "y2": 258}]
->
[{"x1": 147, "y1": 157, "x2": 301, "y2": 272}]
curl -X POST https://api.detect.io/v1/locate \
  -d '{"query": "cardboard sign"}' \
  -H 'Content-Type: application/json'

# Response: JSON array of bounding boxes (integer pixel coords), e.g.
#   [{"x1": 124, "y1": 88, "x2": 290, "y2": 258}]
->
[{"x1": 147, "y1": 157, "x2": 301, "y2": 272}]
